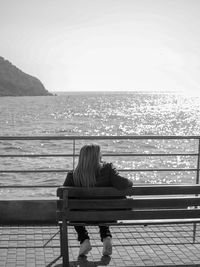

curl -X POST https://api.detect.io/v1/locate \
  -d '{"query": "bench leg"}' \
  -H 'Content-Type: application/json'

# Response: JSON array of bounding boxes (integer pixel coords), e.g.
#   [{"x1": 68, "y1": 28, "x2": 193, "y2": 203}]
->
[
  {"x1": 193, "y1": 223, "x2": 196, "y2": 243},
  {"x1": 61, "y1": 219, "x2": 70, "y2": 267},
  {"x1": 59, "y1": 223, "x2": 64, "y2": 256}
]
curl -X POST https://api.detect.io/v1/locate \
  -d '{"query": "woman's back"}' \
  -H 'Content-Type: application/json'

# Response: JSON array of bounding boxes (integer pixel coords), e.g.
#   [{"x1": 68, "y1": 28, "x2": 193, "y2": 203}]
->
[{"x1": 63, "y1": 162, "x2": 133, "y2": 190}]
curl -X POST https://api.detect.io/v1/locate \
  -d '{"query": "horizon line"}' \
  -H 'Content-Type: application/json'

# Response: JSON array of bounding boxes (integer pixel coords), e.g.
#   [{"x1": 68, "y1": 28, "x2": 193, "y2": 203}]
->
[{"x1": 51, "y1": 90, "x2": 178, "y2": 93}]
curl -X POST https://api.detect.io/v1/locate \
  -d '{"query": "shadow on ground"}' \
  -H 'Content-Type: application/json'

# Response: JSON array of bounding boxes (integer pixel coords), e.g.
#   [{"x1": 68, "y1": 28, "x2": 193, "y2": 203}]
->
[{"x1": 53, "y1": 255, "x2": 111, "y2": 267}]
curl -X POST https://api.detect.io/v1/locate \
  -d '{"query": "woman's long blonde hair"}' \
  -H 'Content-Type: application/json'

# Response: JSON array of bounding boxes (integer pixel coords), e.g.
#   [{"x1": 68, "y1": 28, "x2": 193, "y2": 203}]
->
[{"x1": 73, "y1": 144, "x2": 101, "y2": 187}]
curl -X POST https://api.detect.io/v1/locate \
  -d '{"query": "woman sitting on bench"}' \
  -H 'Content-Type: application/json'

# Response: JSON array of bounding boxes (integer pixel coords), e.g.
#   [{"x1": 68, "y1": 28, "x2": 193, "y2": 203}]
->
[{"x1": 63, "y1": 144, "x2": 133, "y2": 257}]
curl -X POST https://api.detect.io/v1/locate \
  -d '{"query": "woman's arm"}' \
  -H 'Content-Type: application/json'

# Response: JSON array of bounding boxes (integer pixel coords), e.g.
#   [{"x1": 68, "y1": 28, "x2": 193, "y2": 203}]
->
[{"x1": 110, "y1": 163, "x2": 133, "y2": 190}]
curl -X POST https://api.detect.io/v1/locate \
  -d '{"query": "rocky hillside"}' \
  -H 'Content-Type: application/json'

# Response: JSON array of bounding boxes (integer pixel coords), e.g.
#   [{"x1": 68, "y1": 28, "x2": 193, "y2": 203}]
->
[{"x1": 0, "y1": 57, "x2": 52, "y2": 96}]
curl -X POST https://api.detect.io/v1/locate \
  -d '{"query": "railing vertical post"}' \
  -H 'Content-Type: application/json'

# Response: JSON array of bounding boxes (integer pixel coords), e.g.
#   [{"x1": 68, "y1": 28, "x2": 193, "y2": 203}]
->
[
  {"x1": 193, "y1": 138, "x2": 200, "y2": 243},
  {"x1": 196, "y1": 138, "x2": 200, "y2": 185},
  {"x1": 73, "y1": 139, "x2": 76, "y2": 170}
]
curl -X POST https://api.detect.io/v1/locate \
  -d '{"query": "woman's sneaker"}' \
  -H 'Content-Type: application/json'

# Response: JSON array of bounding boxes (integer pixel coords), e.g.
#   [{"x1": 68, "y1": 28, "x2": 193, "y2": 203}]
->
[
  {"x1": 103, "y1": 237, "x2": 112, "y2": 256},
  {"x1": 79, "y1": 239, "x2": 92, "y2": 256}
]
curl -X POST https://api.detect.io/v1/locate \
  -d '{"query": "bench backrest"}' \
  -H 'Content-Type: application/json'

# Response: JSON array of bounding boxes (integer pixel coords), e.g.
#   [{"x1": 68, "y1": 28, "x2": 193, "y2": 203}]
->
[{"x1": 57, "y1": 185, "x2": 200, "y2": 222}]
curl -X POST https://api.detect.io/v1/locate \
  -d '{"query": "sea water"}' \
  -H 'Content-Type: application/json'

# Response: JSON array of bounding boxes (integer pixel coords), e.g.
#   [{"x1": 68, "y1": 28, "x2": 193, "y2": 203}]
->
[{"x1": 1, "y1": 91, "x2": 200, "y2": 199}]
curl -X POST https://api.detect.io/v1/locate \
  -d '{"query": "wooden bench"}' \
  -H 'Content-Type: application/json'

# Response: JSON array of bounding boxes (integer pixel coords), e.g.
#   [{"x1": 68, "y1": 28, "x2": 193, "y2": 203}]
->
[{"x1": 57, "y1": 184, "x2": 200, "y2": 267}]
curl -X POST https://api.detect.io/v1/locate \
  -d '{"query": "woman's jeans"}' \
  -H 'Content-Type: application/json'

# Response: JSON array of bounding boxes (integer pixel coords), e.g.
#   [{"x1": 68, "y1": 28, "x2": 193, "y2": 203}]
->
[{"x1": 74, "y1": 225, "x2": 112, "y2": 244}]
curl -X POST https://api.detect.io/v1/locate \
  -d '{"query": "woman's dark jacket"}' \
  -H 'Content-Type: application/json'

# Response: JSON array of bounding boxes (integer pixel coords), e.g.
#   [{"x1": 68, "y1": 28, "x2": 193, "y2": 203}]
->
[{"x1": 63, "y1": 162, "x2": 133, "y2": 190}]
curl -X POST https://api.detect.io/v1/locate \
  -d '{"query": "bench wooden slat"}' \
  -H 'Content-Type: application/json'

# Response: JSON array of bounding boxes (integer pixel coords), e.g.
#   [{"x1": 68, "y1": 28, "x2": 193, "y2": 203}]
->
[
  {"x1": 63, "y1": 209, "x2": 200, "y2": 221},
  {"x1": 64, "y1": 197, "x2": 200, "y2": 209},
  {"x1": 57, "y1": 185, "x2": 200, "y2": 198},
  {"x1": 66, "y1": 218, "x2": 200, "y2": 226}
]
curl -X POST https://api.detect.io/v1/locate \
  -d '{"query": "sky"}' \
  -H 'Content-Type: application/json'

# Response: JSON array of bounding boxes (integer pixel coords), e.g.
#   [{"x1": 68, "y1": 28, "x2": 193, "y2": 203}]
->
[{"x1": 0, "y1": 0, "x2": 200, "y2": 93}]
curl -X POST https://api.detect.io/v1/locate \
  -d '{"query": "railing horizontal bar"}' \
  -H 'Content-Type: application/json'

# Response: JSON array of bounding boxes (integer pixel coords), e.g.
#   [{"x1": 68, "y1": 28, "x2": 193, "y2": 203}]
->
[
  {"x1": 0, "y1": 168, "x2": 198, "y2": 173},
  {"x1": 0, "y1": 170, "x2": 69, "y2": 173},
  {"x1": 121, "y1": 169, "x2": 198, "y2": 172},
  {"x1": 0, "y1": 154, "x2": 76, "y2": 157},
  {"x1": 0, "y1": 153, "x2": 198, "y2": 158},
  {"x1": 0, "y1": 185, "x2": 59, "y2": 188},
  {"x1": 105, "y1": 153, "x2": 198, "y2": 157},
  {"x1": 0, "y1": 135, "x2": 200, "y2": 140}
]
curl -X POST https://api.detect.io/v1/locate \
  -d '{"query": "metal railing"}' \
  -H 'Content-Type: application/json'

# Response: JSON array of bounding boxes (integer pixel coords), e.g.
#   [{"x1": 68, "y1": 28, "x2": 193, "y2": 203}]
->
[{"x1": 0, "y1": 135, "x2": 200, "y2": 189}]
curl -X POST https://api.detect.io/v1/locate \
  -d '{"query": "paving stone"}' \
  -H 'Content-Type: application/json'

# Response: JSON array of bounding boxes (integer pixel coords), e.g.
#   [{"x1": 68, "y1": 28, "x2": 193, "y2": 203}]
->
[{"x1": 1, "y1": 224, "x2": 200, "y2": 266}]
